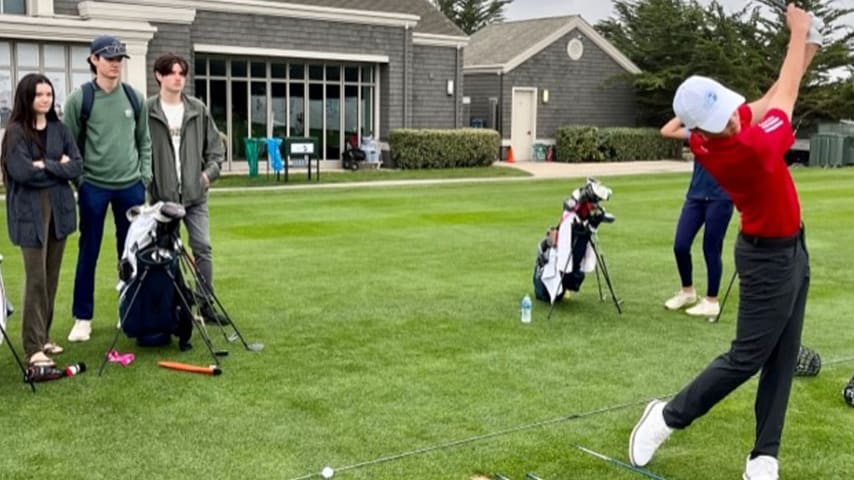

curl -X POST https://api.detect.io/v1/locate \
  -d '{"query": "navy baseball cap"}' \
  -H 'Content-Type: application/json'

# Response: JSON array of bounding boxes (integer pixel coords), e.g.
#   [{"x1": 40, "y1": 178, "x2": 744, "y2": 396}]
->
[{"x1": 89, "y1": 35, "x2": 129, "y2": 59}]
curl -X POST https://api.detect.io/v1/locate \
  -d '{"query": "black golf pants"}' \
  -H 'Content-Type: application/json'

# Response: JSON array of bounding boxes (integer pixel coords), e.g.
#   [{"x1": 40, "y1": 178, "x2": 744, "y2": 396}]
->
[{"x1": 662, "y1": 227, "x2": 809, "y2": 459}]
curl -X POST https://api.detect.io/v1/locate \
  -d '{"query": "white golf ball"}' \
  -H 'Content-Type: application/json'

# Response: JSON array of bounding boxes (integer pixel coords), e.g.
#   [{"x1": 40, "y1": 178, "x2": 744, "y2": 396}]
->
[{"x1": 321, "y1": 466, "x2": 334, "y2": 479}]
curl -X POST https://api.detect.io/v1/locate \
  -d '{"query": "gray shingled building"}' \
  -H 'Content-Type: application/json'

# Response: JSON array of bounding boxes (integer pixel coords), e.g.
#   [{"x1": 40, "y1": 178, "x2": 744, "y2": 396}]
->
[
  {"x1": 0, "y1": 0, "x2": 467, "y2": 165},
  {"x1": 464, "y1": 16, "x2": 640, "y2": 161}
]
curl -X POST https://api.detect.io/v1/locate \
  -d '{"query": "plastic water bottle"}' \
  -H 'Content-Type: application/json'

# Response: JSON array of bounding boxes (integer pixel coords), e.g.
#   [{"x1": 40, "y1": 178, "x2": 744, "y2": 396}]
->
[{"x1": 520, "y1": 294, "x2": 532, "y2": 324}]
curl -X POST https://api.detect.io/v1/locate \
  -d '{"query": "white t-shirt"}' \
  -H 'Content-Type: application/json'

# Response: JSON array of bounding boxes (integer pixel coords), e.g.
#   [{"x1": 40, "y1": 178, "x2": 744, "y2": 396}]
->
[{"x1": 160, "y1": 100, "x2": 184, "y2": 191}]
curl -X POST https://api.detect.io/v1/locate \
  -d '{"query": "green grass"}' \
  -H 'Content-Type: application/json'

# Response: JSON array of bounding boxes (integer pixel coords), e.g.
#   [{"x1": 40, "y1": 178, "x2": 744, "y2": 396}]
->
[
  {"x1": 214, "y1": 164, "x2": 530, "y2": 188},
  {"x1": 0, "y1": 168, "x2": 852, "y2": 479}
]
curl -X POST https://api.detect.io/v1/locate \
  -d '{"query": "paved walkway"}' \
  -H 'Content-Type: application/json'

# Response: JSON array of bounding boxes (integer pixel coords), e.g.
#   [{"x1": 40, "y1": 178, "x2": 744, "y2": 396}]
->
[{"x1": 215, "y1": 160, "x2": 692, "y2": 192}]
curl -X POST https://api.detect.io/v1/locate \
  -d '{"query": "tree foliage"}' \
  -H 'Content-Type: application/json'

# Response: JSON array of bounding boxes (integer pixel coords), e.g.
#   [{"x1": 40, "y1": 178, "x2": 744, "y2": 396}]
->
[
  {"x1": 597, "y1": 0, "x2": 854, "y2": 129},
  {"x1": 432, "y1": 0, "x2": 513, "y2": 35}
]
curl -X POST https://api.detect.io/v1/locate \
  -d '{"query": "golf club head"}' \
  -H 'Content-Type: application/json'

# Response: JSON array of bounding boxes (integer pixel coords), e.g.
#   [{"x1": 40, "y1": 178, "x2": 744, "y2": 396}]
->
[
  {"x1": 227, "y1": 332, "x2": 239, "y2": 343},
  {"x1": 246, "y1": 342, "x2": 264, "y2": 352}
]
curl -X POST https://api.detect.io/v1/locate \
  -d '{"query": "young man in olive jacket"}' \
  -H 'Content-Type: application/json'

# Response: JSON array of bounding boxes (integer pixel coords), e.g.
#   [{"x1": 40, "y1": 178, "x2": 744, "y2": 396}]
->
[{"x1": 147, "y1": 53, "x2": 225, "y2": 323}]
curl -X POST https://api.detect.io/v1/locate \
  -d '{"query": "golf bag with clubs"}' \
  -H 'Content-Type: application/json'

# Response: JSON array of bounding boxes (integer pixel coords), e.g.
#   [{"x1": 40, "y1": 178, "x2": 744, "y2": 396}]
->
[
  {"x1": 532, "y1": 178, "x2": 618, "y2": 310},
  {"x1": 101, "y1": 202, "x2": 262, "y2": 374},
  {"x1": 0, "y1": 255, "x2": 36, "y2": 391}
]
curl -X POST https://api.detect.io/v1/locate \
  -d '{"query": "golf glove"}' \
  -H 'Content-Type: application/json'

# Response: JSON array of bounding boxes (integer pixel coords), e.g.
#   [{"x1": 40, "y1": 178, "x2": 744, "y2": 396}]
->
[{"x1": 807, "y1": 13, "x2": 824, "y2": 47}]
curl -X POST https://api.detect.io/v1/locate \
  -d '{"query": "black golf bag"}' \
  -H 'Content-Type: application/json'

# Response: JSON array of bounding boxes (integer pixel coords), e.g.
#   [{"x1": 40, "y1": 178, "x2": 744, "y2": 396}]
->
[
  {"x1": 117, "y1": 202, "x2": 193, "y2": 348},
  {"x1": 533, "y1": 222, "x2": 593, "y2": 302}
]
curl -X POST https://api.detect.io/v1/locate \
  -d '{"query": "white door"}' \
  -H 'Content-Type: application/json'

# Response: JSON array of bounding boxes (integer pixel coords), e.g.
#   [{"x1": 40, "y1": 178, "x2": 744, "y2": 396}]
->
[{"x1": 511, "y1": 88, "x2": 536, "y2": 161}]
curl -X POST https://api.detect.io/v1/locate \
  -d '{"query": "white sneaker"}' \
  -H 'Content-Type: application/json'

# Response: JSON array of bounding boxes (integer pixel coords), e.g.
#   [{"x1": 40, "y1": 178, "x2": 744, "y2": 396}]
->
[
  {"x1": 629, "y1": 399, "x2": 673, "y2": 467},
  {"x1": 743, "y1": 455, "x2": 778, "y2": 480},
  {"x1": 67, "y1": 319, "x2": 92, "y2": 342},
  {"x1": 685, "y1": 298, "x2": 721, "y2": 320},
  {"x1": 664, "y1": 290, "x2": 697, "y2": 310}
]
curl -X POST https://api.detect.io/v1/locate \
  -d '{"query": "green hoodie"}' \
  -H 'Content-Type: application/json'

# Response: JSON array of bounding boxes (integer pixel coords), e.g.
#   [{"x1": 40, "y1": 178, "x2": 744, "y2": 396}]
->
[{"x1": 63, "y1": 82, "x2": 152, "y2": 189}]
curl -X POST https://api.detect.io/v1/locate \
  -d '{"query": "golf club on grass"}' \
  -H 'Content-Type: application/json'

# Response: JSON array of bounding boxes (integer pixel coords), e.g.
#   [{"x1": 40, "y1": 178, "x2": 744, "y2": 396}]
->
[{"x1": 573, "y1": 445, "x2": 669, "y2": 480}]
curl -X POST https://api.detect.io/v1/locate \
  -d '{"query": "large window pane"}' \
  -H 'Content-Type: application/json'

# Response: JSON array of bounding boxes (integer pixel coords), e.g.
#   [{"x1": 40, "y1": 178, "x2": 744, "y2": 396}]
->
[
  {"x1": 361, "y1": 66, "x2": 374, "y2": 83},
  {"x1": 71, "y1": 46, "x2": 89, "y2": 69},
  {"x1": 231, "y1": 80, "x2": 248, "y2": 158},
  {"x1": 194, "y1": 79, "x2": 207, "y2": 104},
  {"x1": 361, "y1": 86, "x2": 374, "y2": 136},
  {"x1": 45, "y1": 71, "x2": 67, "y2": 117},
  {"x1": 0, "y1": 68, "x2": 12, "y2": 128},
  {"x1": 289, "y1": 63, "x2": 304, "y2": 80},
  {"x1": 209, "y1": 58, "x2": 226, "y2": 76},
  {"x1": 344, "y1": 85, "x2": 358, "y2": 147},
  {"x1": 209, "y1": 80, "x2": 227, "y2": 133},
  {"x1": 271, "y1": 82, "x2": 286, "y2": 138},
  {"x1": 326, "y1": 84, "x2": 340, "y2": 159},
  {"x1": 0, "y1": 42, "x2": 11, "y2": 65},
  {"x1": 231, "y1": 60, "x2": 247, "y2": 78},
  {"x1": 250, "y1": 81, "x2": 267, "y2": 138},
  {"x1": 3, "y1": 0, "x2": 26, "y2": 14},
  {"x1": 326, "y1": 65, "x2": 340, "y2": 82},
  {"x1": 44, "y1": 45, "x2": 65, "y2": 69},
  {"x1": 309, "y1": 64, "x2": 323, "y2": 81},
  {"x1": 344, "y1": 66, "x2": 358, "y2": 83},
  {"x1": 271, "y1": 62, "x2": 286, "y2": 79},
  {"x1": 194, "y1": 57, "x2": 207, "y2": 76},
  {"x1": 289, "y1": 83, "x2": 305, "y2": 137},
  {"x1": 17, "y1": 43, "x2": 39, "y2": 68},
  {"x1": 251, "y1": 61, "x2": 266, "y2": 78},
  {"x1": 71, "y1": 72, "x2": 91, "y2": 91},
  {"x1": 308, "y1": 83, "x2": 323, "y2": 148}
]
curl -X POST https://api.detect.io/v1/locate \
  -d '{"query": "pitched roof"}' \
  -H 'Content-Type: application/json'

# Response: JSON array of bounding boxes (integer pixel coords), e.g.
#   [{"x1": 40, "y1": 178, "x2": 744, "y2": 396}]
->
[
  {"x1": 273, "y1": 0, "x2": 466, "y2": 37},
  {"x1": 464, "y1": 15, "x2": 640, "y2": 74}
]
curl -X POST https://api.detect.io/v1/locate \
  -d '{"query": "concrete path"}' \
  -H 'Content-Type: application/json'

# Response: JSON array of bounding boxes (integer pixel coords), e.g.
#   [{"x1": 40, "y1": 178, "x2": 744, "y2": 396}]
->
[{"x1": 214, "y1": 160, "x2": 692, "y2": 193}]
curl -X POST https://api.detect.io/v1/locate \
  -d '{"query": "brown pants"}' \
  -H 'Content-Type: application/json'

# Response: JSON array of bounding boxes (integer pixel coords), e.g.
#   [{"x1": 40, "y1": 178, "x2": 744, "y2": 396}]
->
[{"x1": 21, "y1": 191, "x2": 67, "y2": 358}]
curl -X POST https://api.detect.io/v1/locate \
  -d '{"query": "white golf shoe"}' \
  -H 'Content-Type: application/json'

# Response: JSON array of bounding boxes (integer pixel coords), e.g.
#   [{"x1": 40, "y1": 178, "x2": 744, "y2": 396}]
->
[
  {"x1": 664, "y1": 290, "x2": 697, "y2": 310},
  {"x1": 67, "y1": 319, "x2": 92, "y2": 342},
  {"x1": 743, "y1": 455, "x2": 778, "y2": 480},
  {"x1": 629, "y1": 399, "x2": 673, "y2": 467},
  {"x1": 685, "y1": 298, "x2": 720, "y2": 319}
]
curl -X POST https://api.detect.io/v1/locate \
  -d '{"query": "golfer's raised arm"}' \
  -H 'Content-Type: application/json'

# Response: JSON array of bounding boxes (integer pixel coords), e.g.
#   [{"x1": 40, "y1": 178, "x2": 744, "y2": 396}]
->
[
  {"x1": 660, "y1": 117, "x2": 690, "y2": 140},
  {"x1": 764, "y1": 5, "x2": 812, "y2": 119}
]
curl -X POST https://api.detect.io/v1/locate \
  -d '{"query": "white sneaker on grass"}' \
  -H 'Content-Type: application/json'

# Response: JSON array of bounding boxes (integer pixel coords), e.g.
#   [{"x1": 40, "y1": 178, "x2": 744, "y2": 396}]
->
[
  {"x1": 629, "y1": 399, "x2": 673, "y2": 467},
  {"x1": 67, "y1": 319, "x2": 92, "y2": 342},
  {"x1": 664, "y1": 290, "x2": 697, "y2": 310},
  {"x1": 743, "y1": 455, "x2": 778, "y2": 480},
  {"x1": 685, "y1": 298, "x2": 720, "y2": 319}
]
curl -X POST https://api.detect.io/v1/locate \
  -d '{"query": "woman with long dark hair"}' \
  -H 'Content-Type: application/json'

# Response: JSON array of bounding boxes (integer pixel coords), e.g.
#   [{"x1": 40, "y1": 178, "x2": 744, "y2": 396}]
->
[{"x1": 1, "y1": 73, "x2": 82, "y2": 367}]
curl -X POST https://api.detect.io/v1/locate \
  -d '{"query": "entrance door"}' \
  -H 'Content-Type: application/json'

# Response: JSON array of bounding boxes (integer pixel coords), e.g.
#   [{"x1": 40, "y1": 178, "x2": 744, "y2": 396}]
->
[{"x1": 511, "y1": 88, "x2": 536, "y2": 161}]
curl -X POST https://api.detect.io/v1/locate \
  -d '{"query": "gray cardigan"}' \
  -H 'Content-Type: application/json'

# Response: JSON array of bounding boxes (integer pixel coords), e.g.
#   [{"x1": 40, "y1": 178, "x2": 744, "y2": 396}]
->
[{"x1": 4, "y1": 120, "x2": 82, "y2": 247}]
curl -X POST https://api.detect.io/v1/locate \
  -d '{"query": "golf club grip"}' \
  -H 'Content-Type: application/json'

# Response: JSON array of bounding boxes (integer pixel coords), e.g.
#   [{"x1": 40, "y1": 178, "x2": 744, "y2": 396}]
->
[{"x1": 158, "y1": 361, "x2": 222, "y2": 375}]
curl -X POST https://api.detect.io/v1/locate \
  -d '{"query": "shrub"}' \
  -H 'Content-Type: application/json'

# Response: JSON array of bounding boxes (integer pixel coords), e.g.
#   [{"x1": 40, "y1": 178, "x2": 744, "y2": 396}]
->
[
  {"x1": 389, "y1": 128, "x2": 500, "y2": 169},
  {"x1": 555, "y1": 125, "x2": 682, "y2": 162}
]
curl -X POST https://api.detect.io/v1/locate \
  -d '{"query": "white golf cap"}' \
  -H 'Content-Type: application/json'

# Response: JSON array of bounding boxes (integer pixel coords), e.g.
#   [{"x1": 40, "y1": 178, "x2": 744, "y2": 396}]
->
[{"x1": 673, "y1": 75, "x2": 745, "y2": 134}]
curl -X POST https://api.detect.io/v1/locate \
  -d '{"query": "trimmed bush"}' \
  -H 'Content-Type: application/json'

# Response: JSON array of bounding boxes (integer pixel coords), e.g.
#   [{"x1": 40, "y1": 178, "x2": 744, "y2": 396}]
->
[
  {"x1": 389, "y1": 128, "x2": 500, "y2": 169},
  {"x1": 555, "y1": 125, "x2": 682, "y2": 162}
]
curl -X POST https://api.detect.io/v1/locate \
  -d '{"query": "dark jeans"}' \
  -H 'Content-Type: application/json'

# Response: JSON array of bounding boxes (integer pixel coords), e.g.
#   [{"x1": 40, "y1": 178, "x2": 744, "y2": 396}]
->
[
  {"x1": 72, "y1": 181, "x2": 145, "y2": 320},
  {"x1": 673, "y1": 198, "x2": 733, "y2": 297},
  {"x1": 663, "y1": 228, "x2": 809, "y2": 458}
]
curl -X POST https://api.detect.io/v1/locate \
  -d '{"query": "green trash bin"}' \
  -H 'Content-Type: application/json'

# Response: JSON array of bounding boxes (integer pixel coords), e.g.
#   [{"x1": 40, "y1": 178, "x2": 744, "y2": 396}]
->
[
  {"x1": 532, "y1": 143, "x2": 547, "y2": 162},
  {"x1": 844, "y1": 136, "x2": 854, "y2": 166},
  {"x1": 810, "y1": 133, "x2": 845, "y2": 168},
  {"x1": 243, "y1": 137, "x2": 265, "y2": 177}
]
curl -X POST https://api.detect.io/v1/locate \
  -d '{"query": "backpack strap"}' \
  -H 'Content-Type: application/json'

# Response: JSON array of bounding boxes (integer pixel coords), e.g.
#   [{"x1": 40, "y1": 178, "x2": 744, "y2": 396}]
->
[
  {"x1": 121, "y1": 82, "x2": 142, "y2": 120},
  {"x1": 78, "y1": 81, "x2": 96, "y2": 156},
  {"x1": 77, "y1": 81, "x2": 141, "y2": 156}
]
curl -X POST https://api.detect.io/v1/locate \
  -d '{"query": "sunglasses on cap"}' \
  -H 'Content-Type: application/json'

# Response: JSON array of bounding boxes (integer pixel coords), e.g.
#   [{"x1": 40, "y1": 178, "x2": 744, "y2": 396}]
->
[{"x1": 93, "y1": 42, "x2": 128, "y2": 57}]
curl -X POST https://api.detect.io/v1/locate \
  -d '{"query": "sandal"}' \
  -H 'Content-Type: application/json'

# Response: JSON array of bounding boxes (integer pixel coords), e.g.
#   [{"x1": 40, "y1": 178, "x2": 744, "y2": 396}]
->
[
  {"x1": 28, "y1": 351, "x2": 56, "y2": 368},
  {"x1": 43, "y1": 342, "x2": 64, "y2": 355}
]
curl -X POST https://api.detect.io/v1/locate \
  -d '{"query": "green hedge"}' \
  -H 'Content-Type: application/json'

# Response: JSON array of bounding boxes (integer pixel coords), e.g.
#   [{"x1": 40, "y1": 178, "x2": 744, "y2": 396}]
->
[
  {"x1": 555, "y1": 125, "x2": 682, "y2": 163},
  {"x1": 389, "y1": 128, "x2": 500, "y2": 169}
]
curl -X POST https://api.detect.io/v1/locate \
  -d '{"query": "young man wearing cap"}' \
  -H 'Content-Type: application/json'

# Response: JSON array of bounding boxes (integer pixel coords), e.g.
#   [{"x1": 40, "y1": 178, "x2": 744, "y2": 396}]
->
[
  {"x1": 629, "y1": 5, "x2": 819, "y2": 479},
  {"x1": 146, "y1": 53, "x2": 226, "y2": 323},
  {"x1": 63, "y1": 35, "x2": 152, "y2": 342}
]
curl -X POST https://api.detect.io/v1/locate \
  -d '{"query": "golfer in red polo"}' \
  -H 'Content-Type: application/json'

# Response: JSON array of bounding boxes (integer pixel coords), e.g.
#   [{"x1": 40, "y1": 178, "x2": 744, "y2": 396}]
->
[{"x1": 629, "y1": 4, "x2": 821, "y2": 479}]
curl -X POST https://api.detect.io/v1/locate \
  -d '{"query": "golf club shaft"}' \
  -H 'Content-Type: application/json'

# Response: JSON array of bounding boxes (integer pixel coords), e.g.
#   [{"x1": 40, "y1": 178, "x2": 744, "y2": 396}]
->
[{"x1": 573, "y1": 445, "x2": 669, "y2": 480}]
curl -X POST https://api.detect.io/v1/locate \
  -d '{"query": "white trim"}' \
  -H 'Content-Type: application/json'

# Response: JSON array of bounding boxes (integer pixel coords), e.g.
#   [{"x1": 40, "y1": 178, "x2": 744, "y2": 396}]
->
[
  {"x1": 79, "y1": 1, "x2": 196, "y2": 24},
  {"x1": 501, "y1": 139, "x2": 512, "y2": 146},
  {"x1": 535, "y1": 138, "x2": 556, "y2": 146},
  {"x1": 0, "y1": 14, "x2": 156, "y2": 43},
  {"x1": 194, "y1": 44, "x2": 390, "y2": 64},
  {"x1": 463, "y1": 65, "x2": 503, "y2": 74},
  {"x1": 413, "y1": 32, "x2": 468, "y2": 48},
  {"x1": 465, "y1": 16, "x2": 641, "y2": 75},
  {"x1": 128, "y1": 0, "x2": 419, "y2": 28}
]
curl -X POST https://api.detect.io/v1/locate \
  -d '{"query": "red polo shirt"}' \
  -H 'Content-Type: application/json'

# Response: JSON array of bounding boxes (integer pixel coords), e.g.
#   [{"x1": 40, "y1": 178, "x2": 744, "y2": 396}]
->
[{"x1": 690, "y1": 105, "x2": 801, "y2": 237}]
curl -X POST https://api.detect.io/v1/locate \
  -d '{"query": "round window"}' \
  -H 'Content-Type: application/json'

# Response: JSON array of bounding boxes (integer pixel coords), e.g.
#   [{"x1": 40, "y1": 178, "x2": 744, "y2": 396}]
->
[{"x1": 567, "y1": 38, "x2": 584, "y2": 61}]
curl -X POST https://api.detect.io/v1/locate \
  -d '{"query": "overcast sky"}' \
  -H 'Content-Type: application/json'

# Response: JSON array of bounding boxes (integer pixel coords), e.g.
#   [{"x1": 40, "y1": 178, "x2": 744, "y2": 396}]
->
[{"x1": 504, "y1": 0, "x2": 854, "y2": 24}]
